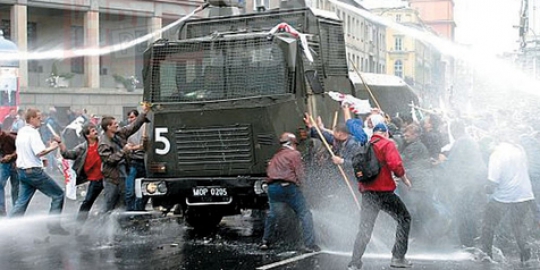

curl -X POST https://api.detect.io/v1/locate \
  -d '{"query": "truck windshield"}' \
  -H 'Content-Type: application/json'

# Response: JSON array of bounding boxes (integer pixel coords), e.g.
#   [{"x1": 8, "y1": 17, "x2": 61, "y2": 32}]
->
[{"x1": 156, "y1": 38, "x2": 289, "y2": 102}]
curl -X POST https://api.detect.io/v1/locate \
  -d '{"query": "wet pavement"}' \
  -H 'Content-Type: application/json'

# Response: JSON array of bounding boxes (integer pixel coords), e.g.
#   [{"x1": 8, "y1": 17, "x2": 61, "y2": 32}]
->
[{"x1": 1, "y1": 179, "x2": 540, "y2": 270}]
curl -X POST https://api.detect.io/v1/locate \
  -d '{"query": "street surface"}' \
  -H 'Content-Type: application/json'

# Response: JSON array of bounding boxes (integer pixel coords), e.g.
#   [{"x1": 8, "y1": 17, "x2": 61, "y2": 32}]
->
[{"x1": 0, "y1": 177, "x2": 538, "y2": 270}]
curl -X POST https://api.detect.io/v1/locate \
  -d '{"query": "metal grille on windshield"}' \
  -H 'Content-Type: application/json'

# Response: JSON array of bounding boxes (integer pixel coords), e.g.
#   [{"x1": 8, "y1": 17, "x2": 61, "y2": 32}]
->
[{"x1": 152, "y1": 37, "x2": 289, "y2": 103}]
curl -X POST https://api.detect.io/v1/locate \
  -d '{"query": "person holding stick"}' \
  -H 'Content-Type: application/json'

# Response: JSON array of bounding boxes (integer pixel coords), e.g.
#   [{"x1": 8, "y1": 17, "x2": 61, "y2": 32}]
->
[
  {"x1": 9, "y1": 108, "x2": 69, "y2": 235},
  {"x1": 347, "y1": 123, "x2": 413, "y2": 270}
]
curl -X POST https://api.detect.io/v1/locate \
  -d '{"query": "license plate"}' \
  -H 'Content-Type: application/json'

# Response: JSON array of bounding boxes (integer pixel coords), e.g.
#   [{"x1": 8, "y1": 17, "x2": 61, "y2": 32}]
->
[{"x1": 192, "y1": 187, "x2": 228, "y2": 197}]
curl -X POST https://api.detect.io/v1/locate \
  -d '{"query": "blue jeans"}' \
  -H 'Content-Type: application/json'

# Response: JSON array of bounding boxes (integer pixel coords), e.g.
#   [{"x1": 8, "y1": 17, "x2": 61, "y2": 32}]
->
[
  {"x1": 263, "y1": 183, "x2": 316, "y2": 247},
  {"x1": 125, "y1": 160, "x2": 146, "y2": 211},
  {"x1": 10, "y1": 168, "x2": 64, "y2": 217},
  {"x1": 77, "y1": 180, "x2": 103, "y2": 222},
  {"x1": 0, "y1": 161, "x2": 19, "y2": 214}
]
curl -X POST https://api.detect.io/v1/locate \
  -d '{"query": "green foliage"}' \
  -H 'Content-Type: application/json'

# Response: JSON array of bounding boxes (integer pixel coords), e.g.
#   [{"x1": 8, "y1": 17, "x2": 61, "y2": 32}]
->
[{"x1": 50, "y1": 61, "x2": 74, "y2": 79}]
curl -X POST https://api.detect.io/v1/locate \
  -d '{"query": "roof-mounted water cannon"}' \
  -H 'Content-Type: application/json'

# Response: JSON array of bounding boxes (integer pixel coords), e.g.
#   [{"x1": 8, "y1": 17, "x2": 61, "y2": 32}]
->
[{"x1": 205, "y1": 0, "x2": 242, "y2": 17}]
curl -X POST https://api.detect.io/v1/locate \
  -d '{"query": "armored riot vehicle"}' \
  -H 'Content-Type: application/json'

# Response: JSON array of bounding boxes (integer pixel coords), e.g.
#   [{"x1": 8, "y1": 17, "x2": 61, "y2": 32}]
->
[{"x1": 138, "y1": 0, "x2": 355, "y2": 230}]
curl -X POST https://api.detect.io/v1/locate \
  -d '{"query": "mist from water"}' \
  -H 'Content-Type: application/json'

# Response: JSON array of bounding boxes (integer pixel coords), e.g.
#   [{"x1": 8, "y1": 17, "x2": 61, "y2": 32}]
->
[
  {"x1": 329, "y1": 0, "x2": 540, "y2": 106},
  {"x1": 0, "y1": 5, "x2": 205, "y2": 61}
]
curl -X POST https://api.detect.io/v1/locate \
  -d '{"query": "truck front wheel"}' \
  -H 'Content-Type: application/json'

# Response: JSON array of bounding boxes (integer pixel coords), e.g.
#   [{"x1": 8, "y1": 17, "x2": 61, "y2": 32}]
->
[{"x1": 184, "y1": 207, "x2": 223, "y2": 231}]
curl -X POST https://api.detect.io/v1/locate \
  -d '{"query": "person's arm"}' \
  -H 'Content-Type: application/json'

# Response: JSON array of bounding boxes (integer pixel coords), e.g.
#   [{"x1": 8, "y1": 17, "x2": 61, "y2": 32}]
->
[
  {"x1": 384, "y1": 142, "x2": 405, "y2": 178},
  {"x1": 118, "y1": 105, "x2": 151, "y2": 139},
  {"x1": 60, "y1": 141, "x2": 84, "y2": 160},
  {"x1": 35, "y1": 134, "x2": 60, "y2": 158},
  {"x1": 292, "y1": 151, "x2": 305, "y2": 184},
  {"x1": 98, "y1": 142, "x2": 128, "y2": 166},
  {"x1": 342, "y1": 104, "x2": 352, "y2": 121}
]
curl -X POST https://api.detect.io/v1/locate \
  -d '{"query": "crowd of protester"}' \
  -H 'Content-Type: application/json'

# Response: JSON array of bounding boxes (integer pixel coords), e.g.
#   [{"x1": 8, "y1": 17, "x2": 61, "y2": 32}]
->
[
  {"x1": 0, "y1": 100, "x2": 539, "y2": 268},
  {"x1": 269, "y1": 103, "x2": 540, "y2": 269},
  {"x1": 0, "y1": 104, "x2": 150, "y2": 236}
]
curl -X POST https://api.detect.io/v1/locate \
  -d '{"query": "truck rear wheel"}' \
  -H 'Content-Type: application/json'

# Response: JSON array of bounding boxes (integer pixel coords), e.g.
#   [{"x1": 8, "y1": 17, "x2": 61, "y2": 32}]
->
[{"x1": 184, "y1": 207, "x2": 223, "y2": 231}]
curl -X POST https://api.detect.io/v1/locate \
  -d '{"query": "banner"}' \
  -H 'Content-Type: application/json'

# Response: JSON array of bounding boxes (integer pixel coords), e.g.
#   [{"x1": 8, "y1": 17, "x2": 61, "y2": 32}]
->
[{"x1": 61, "y1": 158, "x2": 77, "y2": 200}]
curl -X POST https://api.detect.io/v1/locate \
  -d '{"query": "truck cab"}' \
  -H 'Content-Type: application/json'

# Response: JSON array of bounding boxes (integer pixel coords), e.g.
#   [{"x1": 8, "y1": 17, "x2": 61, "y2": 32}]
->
[{"x1": 138, "y1": 2, "x2": 354, "y2": 230}]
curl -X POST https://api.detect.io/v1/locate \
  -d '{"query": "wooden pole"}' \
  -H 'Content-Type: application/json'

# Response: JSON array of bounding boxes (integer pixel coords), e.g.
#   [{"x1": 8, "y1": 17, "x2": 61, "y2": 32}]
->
[
  {"x1": 308, "y1": 115, "x2": 361, "y2": 211},
  {"x1": 348, "y1": 58, "x2": 382, "y2": 110},
  {"x1": 332, "y1": 110, "x2": 339, "y2": 129}
]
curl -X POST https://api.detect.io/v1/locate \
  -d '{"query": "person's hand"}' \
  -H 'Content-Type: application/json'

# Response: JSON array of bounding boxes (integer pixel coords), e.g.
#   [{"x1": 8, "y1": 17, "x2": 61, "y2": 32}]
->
[
  {"x1": 141, "y1": 101, "x2": 152, "y2": 114},
  {"x1": 49, "y1": 141, "x2": 59, "y2": 149},
  {"x1": 123, "y1": 144, "x2": 133, "y2": 152},
  {"x1": 317, "y1": 116, "x2": 325, "y2": 130},
  {"x1": 303, "y1": 113, "x2": 313, "y2": 128},
  {"x1": 52, "y1": 135, "x2": 62, "y2": 143},
  {"x1": 331, "y1": 156, "x2": 344, "y2": 165},
  {"x1": 401, "y1": 176, "x2": 412, "y2": 188}
]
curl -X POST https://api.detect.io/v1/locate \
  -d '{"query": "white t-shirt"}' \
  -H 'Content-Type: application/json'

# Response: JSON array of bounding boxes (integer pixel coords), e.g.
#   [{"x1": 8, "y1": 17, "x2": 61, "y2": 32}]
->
[
  {"x1": 16, "y1": 125, "x2": 46, "y2": 169},
  {"x1": 488, "y1": 142, "x2": 535, "y2": 203}
]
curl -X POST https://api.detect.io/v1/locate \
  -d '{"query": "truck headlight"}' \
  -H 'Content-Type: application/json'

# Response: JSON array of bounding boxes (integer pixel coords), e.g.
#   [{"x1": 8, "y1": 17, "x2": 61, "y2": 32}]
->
[
  {"x1": 142, "y1": 181, "x2": 168, "y2": 196},
  {"x1": 146, "y1": 182, "x2": 158, "y2": 194},
  {"x1": 254, "y1": 180, "x2": 266, "y2": 194}
]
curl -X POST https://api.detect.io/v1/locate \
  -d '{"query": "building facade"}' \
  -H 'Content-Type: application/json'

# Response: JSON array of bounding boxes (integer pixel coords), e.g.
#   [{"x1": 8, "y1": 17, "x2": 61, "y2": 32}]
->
[
  {"x1": 329, "y1": 0, "x2": 387, "y2": 74},
  {"x1": 408, "y1": 0, "x2": 455, "y2": 40},
  {"x1": 408, "y1": 0, "x2": 454, "y2": 103},
  {"x1": 0, "y1": 0, "x2": 201, "y2": 118},
  {"x1": 371, "y1": 7, "x2": 443, "y2": 105}
]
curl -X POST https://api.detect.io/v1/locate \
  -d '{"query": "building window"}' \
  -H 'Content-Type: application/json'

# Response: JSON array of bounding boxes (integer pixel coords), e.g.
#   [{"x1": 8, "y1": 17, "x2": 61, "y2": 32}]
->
[
  {"x1": 395, "y1": 36, "x2": 403, "y2": 51},
  {"x1": 71, "y1": 26, "x2": 84, "y2": 74},
  {"x1": 394, "y1": 60, "x2": 403, "y2": 78},
  {"x1": 396, "y1": 14, "x2": 402, "y2": 22},
  {"x1": 253, "y1": 0, "x2": 270, "y2": 10},
  {"x1": 28, "y1": 22, "x2": 39, "y2": 73}
]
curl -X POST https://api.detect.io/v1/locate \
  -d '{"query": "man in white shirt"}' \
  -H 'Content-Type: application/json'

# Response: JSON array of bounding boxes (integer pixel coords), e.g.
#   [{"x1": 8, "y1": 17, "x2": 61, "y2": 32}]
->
[
  {"x1": 481, "y1": 141, "x2": 536, "y2": 263},
  {"x1": 9, "y1": 108, "x2": 69, "y2": 235}
]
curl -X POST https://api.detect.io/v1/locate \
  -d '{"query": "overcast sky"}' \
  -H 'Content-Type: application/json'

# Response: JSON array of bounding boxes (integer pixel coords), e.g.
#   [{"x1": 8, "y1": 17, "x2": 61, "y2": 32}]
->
[{"x1": 454, "y1": 0, "x2": 522, "y2": 55}]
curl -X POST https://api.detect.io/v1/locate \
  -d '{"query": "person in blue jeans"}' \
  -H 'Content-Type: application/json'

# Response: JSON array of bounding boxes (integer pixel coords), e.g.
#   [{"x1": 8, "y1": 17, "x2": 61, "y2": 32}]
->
[
  {"x1": 260, "y1": 132, "x2": 320, "y2": 252},
  {"x1": 0, "y1": 130, "x2": 18, "y2": 216},
  {"x1": 98, "y1": 105, "x2": 149, "y2": 214},
  {"x1": 124, "y1": 109, "x2": 147, "y2": 211},
  {"x1": 10, "y1": 108, "x2": 68, "y2": 235}
]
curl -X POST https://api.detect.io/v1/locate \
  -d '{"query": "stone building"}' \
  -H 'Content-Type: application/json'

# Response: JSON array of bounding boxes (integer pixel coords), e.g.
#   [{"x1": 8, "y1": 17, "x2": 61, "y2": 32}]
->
[{"x1": 0, "y1": 0, "x2": 202, "y2": 120}]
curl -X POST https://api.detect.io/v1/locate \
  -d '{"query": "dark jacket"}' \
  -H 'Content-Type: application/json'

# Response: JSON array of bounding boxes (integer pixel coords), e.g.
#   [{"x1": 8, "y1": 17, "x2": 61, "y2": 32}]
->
[
  {"x1": 60, "y1": 141, "x2": 89, "y2": 185},
  {"x1": 401, "y1": 139, "x2": 432, "y2": 191},
  {"x1": 98, "y1": 112, "x2": 148, "y2": 184},
  {"x1": 309, "y1": 127, "x2": 363, "y2": 169}
]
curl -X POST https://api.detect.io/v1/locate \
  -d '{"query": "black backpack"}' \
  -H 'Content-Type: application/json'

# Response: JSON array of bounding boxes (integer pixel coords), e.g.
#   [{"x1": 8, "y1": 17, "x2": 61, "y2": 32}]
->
[{"x1": 352, "y1": 138, "x2": 381, "y2": 183}]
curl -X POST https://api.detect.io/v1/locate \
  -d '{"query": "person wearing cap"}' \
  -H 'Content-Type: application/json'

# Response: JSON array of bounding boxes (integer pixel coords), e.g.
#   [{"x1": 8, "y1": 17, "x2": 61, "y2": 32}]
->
[
  {"x1": 260, "y1": 132, "x2": 320, "y2": 253},
  {"x1": 347, "y1": 123, "x2": 413, "y2": 270}
]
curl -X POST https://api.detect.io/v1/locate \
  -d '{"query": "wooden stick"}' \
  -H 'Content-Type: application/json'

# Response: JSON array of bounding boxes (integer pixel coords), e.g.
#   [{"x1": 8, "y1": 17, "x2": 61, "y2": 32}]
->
[
  {"x1": 308, "y1": 115, "x2": 361, "y2": 211},
  {"x1": 332, "y1": 110, "x2": 339, "y2": 129},
  {"x1": 348, "y1": 58, "x2": 382, "y2": 110}
]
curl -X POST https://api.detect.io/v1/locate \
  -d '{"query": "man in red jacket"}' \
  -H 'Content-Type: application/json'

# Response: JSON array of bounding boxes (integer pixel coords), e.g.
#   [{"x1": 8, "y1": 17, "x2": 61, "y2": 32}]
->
[{"x1": 346, "y1": 123, "x2": 413, "y2": 270}]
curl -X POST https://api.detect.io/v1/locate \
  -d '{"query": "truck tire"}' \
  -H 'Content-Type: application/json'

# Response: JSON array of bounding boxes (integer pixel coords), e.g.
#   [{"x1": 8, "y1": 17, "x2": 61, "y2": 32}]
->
[{"x1": 184, "y1": 207, "x2": 223, "y2": 231}]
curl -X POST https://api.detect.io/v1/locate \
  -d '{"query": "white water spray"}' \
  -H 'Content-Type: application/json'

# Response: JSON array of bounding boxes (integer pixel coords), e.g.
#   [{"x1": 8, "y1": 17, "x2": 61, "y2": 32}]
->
[
  {"x1": 329, "y1": 0, "x2": 540, "y2": 100},
  {"x1": 0, "y1": 4, "x2": 207, "y2": 61}
]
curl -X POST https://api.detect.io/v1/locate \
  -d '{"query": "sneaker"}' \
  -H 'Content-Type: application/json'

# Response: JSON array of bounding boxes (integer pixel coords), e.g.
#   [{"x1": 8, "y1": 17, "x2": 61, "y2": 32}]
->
[
  {"x1": 303, "y1": 244, "x2": 321, "y2": 253},
  {"x1": 48, "y1": 225, "x2": 70, "y2": 236},
  {"x1": 347, "y1": 262, "x2": 362, "y2": 270},
  {"x1": 390, "y1": 257, "x2": 412, "y2": 268},
  {"x1": 260, "y1": 240, "x2": 269, "y2": 250}
]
